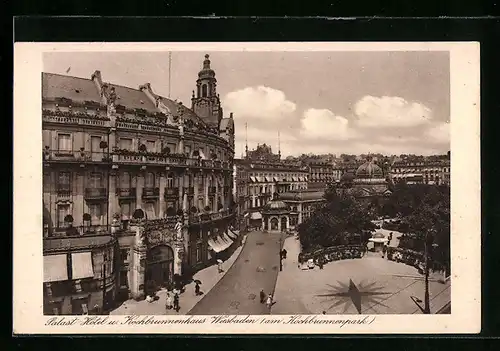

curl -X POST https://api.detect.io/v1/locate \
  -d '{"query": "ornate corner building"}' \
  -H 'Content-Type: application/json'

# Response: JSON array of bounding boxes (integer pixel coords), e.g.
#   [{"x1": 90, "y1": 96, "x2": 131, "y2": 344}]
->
[{"x1": 42, "y1": 55, "x2": 239, "y2": 315}]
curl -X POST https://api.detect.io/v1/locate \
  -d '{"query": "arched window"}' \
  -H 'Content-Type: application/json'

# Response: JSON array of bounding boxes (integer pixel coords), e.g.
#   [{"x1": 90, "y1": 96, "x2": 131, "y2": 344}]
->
[{"x1": 202, "y1": 84, "x2": 207, "y2": 97}]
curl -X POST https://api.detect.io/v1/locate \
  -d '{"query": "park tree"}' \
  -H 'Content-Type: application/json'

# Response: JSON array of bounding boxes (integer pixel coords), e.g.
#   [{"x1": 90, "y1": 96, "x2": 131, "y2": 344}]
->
[
  {"x1": 298, "y1": 191, "x2": 376, "y2": 252},
  {"x1": 405, "y1": 185, "x2": 450, "y2": 313}
]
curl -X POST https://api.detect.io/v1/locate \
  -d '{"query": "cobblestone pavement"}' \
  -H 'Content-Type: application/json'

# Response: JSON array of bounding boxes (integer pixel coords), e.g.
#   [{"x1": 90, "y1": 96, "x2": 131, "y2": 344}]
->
[
  {"x1": 273, "y1": 236, "x2": 450, "y2": 315},
  {"x1": 188, "y1": 231, "x2": 285, "y2": 315},
  {"x1": 110, "y1": 241, "x2": 244, "y2": 316}
]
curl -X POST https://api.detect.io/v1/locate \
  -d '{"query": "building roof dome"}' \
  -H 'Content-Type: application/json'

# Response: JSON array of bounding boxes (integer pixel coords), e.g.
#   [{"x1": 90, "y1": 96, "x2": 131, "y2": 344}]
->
[
  {"x1": 262, "y1": 193, "x2": 291, "y2": 213},
  {"x1": 198, "y1": 54, "x2": 216, "y2": 78},
  {"x1": 356, "y1": 157, "x2": 384, "y2": 179}
]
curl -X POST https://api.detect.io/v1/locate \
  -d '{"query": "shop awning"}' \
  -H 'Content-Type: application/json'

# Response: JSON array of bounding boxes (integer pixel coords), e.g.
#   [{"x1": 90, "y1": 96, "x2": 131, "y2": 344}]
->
[
  {"x1": 250, "y1": 212, "x2": 262, "y2": 220},
  {"x1": 222, "y1": 233, "x2": 234, "y2": 246},
  {"x1": 44, "y1": 254, "x2": 68, "y2": 282},
  {"x1": 227, "y1": 229, "x2": 239, "y2": 240},
  {"x1": 256, "y1": 176, "x2": 264, "y2": 182},
  {"x1": 250, "y1": 176, "x2": 257, "y2": 183},
  {"x1": 273, "y1": 177, "x2": 279, "y2": 182},
  {"x1": 207, "y1": 238, "x2": 222, "y2": 253},
  {"x1": 265, "y1": 176, "x2": 272, "y2": 182},
  {"x1": 292, "y1": 177, "x2": 297, "y2": 181},
  {"x1": 71, "y1": 252, "x2": 94, "y2": 280}
]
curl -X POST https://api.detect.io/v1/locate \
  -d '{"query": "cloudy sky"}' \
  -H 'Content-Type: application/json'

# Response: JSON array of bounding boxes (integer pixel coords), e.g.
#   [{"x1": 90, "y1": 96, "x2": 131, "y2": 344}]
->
[{"x1": 44, "y1": 50, "x2": 450, "y2": 157}]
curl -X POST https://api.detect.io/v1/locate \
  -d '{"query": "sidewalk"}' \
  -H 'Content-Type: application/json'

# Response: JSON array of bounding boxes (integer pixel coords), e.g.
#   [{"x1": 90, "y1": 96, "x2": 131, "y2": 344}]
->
[
  {"x1": 272, "y1": 235, "x2": 310, "y2": 314},
  {"x1": 110, "y1": 236, "x2": 245, "y2": 315}
]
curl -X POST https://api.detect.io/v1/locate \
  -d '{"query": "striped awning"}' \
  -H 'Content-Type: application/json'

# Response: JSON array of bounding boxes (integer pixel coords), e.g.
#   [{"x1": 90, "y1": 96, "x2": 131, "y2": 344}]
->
[
  {"x1": 44, "y1": 254, "x2": 68, "y2": 283},
  {"x1": 250, "y1": 176, "x2": 257, "y2": 183},
  {"x1": 71, "y1": 252, "x2": 94, "y2": 280},
  {"x1": 273, "y1": 177, "x2": 279, "y2": 182}
]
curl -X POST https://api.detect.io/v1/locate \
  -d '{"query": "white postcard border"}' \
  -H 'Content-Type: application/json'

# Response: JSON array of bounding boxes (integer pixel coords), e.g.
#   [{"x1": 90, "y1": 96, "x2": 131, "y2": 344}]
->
[{"x1": 13, "y1": 42, "x2": 481, "y2": 334}]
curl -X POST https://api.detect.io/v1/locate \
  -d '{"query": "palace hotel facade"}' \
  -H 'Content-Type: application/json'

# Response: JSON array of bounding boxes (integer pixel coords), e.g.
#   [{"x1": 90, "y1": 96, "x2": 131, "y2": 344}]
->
[{"x1": 42, "y1": 55, "x2": 239, "y2": 315}]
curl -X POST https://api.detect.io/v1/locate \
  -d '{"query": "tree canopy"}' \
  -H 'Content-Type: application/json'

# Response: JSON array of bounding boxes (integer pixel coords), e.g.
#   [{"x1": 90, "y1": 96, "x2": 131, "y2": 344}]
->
[{"x1": 298, "y1": 187, "x2": 376, "y2": 252}]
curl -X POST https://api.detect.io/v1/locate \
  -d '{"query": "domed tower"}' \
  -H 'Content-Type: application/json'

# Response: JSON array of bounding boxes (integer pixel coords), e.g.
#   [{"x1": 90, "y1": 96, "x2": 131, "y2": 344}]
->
[{"x1": 191, "y1": 54, "x2": 223, "y2": 127}]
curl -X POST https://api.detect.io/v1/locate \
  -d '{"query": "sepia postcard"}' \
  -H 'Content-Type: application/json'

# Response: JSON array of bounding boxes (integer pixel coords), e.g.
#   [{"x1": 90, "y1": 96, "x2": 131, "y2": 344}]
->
[{"x1": 13, "y1": 42, "x2": 480, "y2": 334}]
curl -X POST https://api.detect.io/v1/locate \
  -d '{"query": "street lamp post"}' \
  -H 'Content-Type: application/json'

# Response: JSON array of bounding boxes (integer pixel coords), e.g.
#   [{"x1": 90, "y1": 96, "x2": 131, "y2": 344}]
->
[
  {"x1": 423, "y1": 230, "x2": 438, "y2": 314},
  {"x1": 279, "y1": 235, "x2": 283, "y2": 272}
]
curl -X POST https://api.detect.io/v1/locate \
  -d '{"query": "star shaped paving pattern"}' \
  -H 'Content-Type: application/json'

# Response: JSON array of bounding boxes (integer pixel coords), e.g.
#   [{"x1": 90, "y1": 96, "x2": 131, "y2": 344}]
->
[{"x1": 316, "y1": 279, "x2": 393, "y2": 314}]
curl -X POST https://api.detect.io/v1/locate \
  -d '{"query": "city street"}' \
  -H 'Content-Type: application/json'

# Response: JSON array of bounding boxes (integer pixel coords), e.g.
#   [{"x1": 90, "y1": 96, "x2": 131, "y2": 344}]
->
[{"x1": 188, "y1": 231, "x2": 285, "y2": 315}]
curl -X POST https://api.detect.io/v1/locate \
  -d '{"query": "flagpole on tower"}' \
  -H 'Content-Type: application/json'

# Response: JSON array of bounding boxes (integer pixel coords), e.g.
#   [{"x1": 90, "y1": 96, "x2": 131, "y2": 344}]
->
[
  {"x1": 168, "y1": 52, "x2": 172, "y2": 98},
  {"x1": 245, "y1": 122, "x2": 248, "y2": 158}
]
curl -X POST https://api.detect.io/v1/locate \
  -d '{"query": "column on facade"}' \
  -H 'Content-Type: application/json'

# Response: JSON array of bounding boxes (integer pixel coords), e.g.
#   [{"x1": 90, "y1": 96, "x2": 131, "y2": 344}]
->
[
  {"x1": 73, "y1": 169, "x2": 85, "y2": 227},
  {"x1": 298, "y1": 203, "x2": 303, "y2": 225},
  {"x1": 286, "y1": 216, "x2": 290, "y2": 230},
  {"x1": 251, "y1": 186, "x2": 256, "y2": 208},
  {"x1": 178, "y1": 170, "x2": 184, "y2": 211},
  {"x1": 158, "y1": 172, "x2": 166, "y2": 218},
  {"x1": 204, "y1": 173, "x2": 209, "y2": 207},
  {"x1": 135, "y1": 171, "x2": 144, "y2": 210},
  {"x1": 107, "y1": 169, "x2": 119, "y2": 223},
  {"x1": 214, "y1": 173, "x2": 219, "y2": 211},
  {"x1": 277, "y1": 216, "x2": 281, "y2": 232}
]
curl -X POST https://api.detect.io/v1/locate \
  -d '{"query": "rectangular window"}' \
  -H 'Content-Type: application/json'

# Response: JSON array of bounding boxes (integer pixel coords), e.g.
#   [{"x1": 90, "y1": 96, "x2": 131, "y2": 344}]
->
[
  {"x1": 89, "y1": 172, "x2": 103, "y2": 188},
  {"x1": 144, "y1": 201, "x2": 156, "y2": 219},
  {"x1": 57, "y1": 171, "x2": 71, "y2": 192},
  {"x1": 120, "y1": 202, "x2": 131, "y2": 219},
  {"x1": 167, "y1": 143, "x2": 176, "y2": 153},
  {"x1": 166, "y1": 174, "x2": 174, "y2": 188},
  {"x1": 91, "y1": 136, "x2": 102, "y2": 153},
  {"x1": 119, "y1": 138, "x2": 133, "y2": 150},
  {"x1": 184, "y1": 145, "x2": 191, "y2": 156},
  {"x1": 88, "y1": 203, "x2": 103, "y2": 224},
  {"x1": 147, "y1": 140, "x2": 155, "y2": 152},
  {"x1": 57, "y1": 204, "x2": 71, "y2": 228},
  {"x1": 58, "y1": 133, "x2": 72, "y2": 152},
  {"x1": 120, "y1": 249, "x2": 129, "y2": 262}
]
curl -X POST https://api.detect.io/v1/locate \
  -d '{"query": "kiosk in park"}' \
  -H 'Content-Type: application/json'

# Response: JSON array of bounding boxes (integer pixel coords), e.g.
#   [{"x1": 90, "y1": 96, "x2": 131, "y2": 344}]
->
[{"x1": 261, "y1": 192, "x2": 291, "y2": 233}]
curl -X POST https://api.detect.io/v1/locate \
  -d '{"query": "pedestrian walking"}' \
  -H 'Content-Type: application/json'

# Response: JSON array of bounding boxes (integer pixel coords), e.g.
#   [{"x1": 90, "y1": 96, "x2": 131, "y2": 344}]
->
[
  {"x1": 282, "y1": 249, "x2": 287, "y2": 259},
  {"x1": 173, "y1": 293, "x2": 180, "y2": 312},
  {"x1": 217, "y1": 259, "x2": 224, "y2": 273},
  {"x1": 266, "y1": 294, "x2": 273, "y2": 311},
  {"x1": 165, "y1": 292, "x2": 173, "y2": 310},
  {"x1": 382, "y1": 244, "x2": 387, "y2": 258},
  {"x1": 195, "y1": 283, "x2": 201, "y2": 296},
  {"x1": 259, "y1": 289, "x2": 266, "y2": 304}
]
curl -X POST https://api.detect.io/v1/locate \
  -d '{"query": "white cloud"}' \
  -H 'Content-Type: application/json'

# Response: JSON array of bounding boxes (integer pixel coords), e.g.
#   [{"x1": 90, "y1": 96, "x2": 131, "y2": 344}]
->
[
  {"x1": 354, "y1": 95, "x2": 432, "y2": 128},
  {"x1": 425, "y1": 122, "x2": 450, "y2": 143},
  {"x1": 222, "y1": 86, "x2": 296, "y2": 120},
  {"x1": 300, "y1": 108, "x2": 355, "y2": 140}
]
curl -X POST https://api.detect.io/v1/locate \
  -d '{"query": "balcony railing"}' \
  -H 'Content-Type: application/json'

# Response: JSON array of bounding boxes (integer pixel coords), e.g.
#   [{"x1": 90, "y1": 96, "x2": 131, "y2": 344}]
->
[
  {"x1": 84, "y1": 188, "x2": 108, "y2": 199},
  {"x1": 142, "y1": 187, "x2": 160, "y2": 198},
  {"x1": 56, "y1": 188, "x2": 72, "y2": 201},
  {"x1": 117, "y1": 187, "x2": 136, "y2": 198},
  {"x1": 188, "y1": 209, "x2": 234, "y2": 225},
  {"x1": 49, "y1": 224, "x2": 111, "y2": 237},
  {"x1": 43, "y1": 150, "x2": 111, "y2": 163},
  {"x1": 164, "y1": 187, "x2": 179, "y2": 198}
]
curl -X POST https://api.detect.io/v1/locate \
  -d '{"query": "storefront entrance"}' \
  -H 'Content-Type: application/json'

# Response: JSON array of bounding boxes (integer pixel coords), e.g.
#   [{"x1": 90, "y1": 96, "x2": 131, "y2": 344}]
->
[{"x1": 146, "y1": 245, "x2": 174, "y2": 290}]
